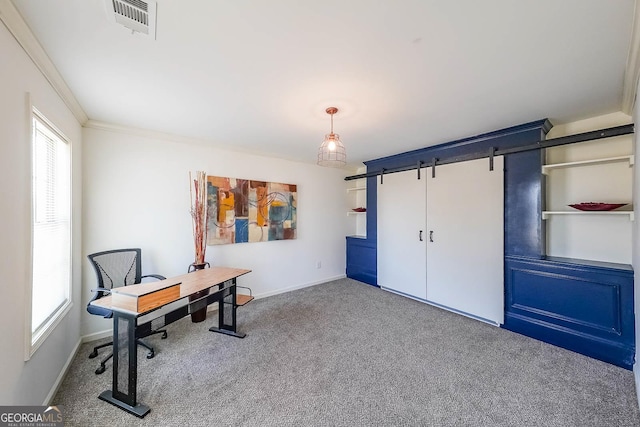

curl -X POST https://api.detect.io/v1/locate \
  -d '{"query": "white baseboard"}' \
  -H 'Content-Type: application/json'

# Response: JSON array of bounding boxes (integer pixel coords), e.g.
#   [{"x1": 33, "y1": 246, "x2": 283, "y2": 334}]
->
[
  {"x1": 44, "y1": 329, "x2": 114, "y2": 404},
  {"x1": 81, "y1": 329, "x2": 112, "y2": 343},
  {"x1": 43, "y1": 338, "x2": 82, "y2": 405},
  {"x1": 205, "y1": 275, "x2": 346, "y2": 312},
  {"x1": 252, "y1": 274, "x2": 346, "y2": 300}
]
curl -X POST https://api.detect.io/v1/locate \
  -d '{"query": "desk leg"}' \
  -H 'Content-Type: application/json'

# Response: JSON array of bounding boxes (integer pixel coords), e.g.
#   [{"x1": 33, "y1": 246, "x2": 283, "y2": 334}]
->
[
  {"x1": 209, "y1": 279, "x2": 246, "y2": 338},
  {"x1": 98, "y1": 311, "x2": 150, "y2": 418}
]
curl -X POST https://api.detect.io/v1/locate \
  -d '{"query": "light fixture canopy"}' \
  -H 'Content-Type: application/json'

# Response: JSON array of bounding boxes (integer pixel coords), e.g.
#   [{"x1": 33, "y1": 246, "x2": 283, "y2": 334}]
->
[{"x1": 317, "y1": 107, "x2": 346, "y2": 167}]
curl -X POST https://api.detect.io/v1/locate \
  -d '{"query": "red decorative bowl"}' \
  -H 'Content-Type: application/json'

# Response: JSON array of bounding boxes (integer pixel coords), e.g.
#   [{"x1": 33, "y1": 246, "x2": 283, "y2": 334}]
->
[
  {"x1": 352, "y1": 207, "x2": 366, "y2": 212},
  {"x1": 568, "y1": 202, "x2": 627, "y2": 211}
]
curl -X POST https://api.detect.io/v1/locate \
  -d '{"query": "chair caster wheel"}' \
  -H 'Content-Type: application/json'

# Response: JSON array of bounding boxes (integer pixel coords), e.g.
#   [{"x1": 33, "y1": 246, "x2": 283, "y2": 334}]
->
[
  {"x1": 161, "y1": 331, "x2": 168, "y2": 339},
  {"x1": 89, "y1": 349, "x2": 98, "y2": 359},
  {"x1": 147, "y1": 351, "x2": 155, "y2": 359},
  {"x1": 95, "y1": 365, "x2": 106, "y2": 375}
]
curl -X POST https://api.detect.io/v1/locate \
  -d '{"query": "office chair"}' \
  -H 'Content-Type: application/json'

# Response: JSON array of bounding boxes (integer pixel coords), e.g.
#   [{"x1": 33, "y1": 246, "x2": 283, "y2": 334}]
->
[{"x1": 86, "y1": 248, "x2": 168, "y2": 375}]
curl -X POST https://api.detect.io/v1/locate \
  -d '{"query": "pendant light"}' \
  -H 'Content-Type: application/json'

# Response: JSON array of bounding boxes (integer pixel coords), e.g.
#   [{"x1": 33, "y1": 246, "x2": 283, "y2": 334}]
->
[{"x1": 317, "y1": 107, "x2": 346, "y2": 167}]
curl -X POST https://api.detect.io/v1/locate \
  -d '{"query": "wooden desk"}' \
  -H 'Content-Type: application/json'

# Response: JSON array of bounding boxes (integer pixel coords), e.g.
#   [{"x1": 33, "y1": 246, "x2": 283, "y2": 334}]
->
[{"x1": 90, "y1": 266, "x2": 251, "y2": 417}]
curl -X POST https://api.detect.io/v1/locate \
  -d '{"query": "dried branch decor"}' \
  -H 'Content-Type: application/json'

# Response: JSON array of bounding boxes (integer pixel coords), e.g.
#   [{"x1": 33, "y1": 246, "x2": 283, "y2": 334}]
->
[{"x1": 190, "y1": 171, "x2": 209, "y2": 264}]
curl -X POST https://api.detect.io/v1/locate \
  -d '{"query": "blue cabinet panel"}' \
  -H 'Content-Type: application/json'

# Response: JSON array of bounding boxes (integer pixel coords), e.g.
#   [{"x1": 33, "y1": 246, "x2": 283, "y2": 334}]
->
[
  {"x1": 346, "y1": 236, "x2": 377, "y2": 286},
  {"x1": 366, "y1": 176, "x2": 377, "y2": 242},
  {"x1": 510, "y1": 268, "x2": 621, "y2": 333},
  {"x1": 504, "y1": 150, "x2": 545, "y2": 257},
  {"x1": 504, "y1": 256, "x2": 635, "y2": 369}
]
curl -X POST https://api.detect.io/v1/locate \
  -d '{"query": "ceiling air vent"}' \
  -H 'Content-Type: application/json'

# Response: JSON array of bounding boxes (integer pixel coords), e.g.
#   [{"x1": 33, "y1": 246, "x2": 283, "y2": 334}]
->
[{"x1": 106, "y1": 0, "x2": 157, "y2": 39}]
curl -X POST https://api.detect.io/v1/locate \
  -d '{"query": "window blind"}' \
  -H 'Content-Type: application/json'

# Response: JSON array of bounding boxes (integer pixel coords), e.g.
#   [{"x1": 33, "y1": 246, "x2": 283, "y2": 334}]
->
[{"x1": 31, "y1": 114, "x2": 71, "y2": 342}]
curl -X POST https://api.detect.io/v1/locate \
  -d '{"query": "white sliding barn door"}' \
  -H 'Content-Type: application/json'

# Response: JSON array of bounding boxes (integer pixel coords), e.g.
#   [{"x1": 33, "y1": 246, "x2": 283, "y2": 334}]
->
[
  {"x1": 377, "y1": 169, "x2": 427, "y2": 300},
  {"x1": 425, "y1": 157, "x2": 504, "y2": 324}
]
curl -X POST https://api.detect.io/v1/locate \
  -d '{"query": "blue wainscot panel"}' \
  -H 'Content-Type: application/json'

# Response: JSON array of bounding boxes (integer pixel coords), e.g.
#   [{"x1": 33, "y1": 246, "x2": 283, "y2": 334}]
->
[
  {"x1": 346, "y1": 236, "x2": 377, "y2": 286},
  {"x1": 504, "y1": 256, "x2": 635, "y2": 369}
]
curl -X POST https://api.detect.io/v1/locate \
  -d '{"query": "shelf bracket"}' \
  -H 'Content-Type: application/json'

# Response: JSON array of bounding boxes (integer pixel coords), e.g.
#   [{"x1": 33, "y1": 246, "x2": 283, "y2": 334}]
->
[
  {"x1": 432, "y1": 158, "x2": 437, "y2": 178},
  {"x1": 489, "y1": 147, "x2": 496, "y2": 171},
  {"x1": 417, "y1": 161, "x2": 423, "y2": 180}
]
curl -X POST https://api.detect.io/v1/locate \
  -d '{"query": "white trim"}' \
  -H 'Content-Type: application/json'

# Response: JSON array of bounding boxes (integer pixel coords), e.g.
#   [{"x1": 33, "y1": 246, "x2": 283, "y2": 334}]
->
[
  {"x1": 623, "y1": 0, "x2": 640, "y2": 114},
  {"x1": 252, "y1": 274, "x2": 347, "y2": 300},
  {"x1": 30, "y1": 302, "x2": 74, "y2": 359},
  {"x1": 23, "y1": 93, "x2": 34, "y2": 361},
  {"x1": 84, "y1": 120, "x2": 360, "y2": 171},
  {"x1": 26, "y1": 104, "x2": 74, "y2": 360},
  {"x1": 42, "y1": 338, "x2": 82, "y2": 405},
  {"x1": 84, "y1": 119, "x2": 216, "y2": 146},
  {"x1": 81, "y1": 329, "x2": 112, "y2": 343},
  {"x1": 0, "y1": 0, "x2": 88, "y2": 124},
  {"x1": 33, "y1": 106, "x2": 72, "y2": 143}
]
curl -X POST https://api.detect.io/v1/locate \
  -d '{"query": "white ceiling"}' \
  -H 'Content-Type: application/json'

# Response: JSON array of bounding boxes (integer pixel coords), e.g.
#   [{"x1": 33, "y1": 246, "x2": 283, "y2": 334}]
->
[{"x1": 10, "y1": 0, "x2": 637, "y2": 168}]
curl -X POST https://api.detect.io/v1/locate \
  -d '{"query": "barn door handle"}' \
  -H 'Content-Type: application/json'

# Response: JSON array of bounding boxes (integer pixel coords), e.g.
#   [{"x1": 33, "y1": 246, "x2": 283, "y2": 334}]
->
[
  {"x1": 419, "y1": 230, "x2": 423, "y2": 241},
  {"x1": 429, "y1": 231, "x2": 434, "y2": 242}
]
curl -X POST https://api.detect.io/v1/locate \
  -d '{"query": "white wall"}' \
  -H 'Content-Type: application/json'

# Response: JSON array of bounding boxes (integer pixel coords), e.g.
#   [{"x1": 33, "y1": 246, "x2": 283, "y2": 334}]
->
[
  {"x1": 81, "y1": 125, "x2": 349, "y2": 336},
  {"x1": 0, "y1": 22, "x2": 83, "y2": 404}
]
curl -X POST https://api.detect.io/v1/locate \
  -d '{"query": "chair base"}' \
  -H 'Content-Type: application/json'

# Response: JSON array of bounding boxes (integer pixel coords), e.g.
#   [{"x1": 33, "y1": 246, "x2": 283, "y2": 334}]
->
[{"x1": 90, "y1": 329, "x2": 167, "y2": 375}]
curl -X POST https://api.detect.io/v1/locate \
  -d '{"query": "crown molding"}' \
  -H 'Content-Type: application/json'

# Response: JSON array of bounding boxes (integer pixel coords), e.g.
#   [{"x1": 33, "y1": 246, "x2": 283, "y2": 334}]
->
[
  {"x1": 0, "y1": 0, "x2": 88, "y2": 124},
  {"x1": 84, "y1": 119, "x2": 219, "y2": 145},
  {"x1": 84, "y1": 120, "x2": 360, "y2": 170},
  {"x1": 622, "y1": 0, "x2": 640, "y2": 115}
]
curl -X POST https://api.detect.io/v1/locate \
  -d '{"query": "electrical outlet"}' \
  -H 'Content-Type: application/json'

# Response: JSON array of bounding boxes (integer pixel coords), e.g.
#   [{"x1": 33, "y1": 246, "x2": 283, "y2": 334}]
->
[{"x1": 316, "y1": 261, "x2": 322, "y2": 269}]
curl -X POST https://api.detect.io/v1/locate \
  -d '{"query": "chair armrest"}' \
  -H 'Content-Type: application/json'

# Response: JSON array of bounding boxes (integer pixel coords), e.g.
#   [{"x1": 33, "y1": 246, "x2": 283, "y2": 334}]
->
[
  {"x1": 88, "y1": 287, "x2": 109, "y2": 303},
  {"x1": 141, "y1": 274, "x2": 166, "y2": 281},
  {"x1": 87, "y1": 287, "x2": 113, "y2": 318}
]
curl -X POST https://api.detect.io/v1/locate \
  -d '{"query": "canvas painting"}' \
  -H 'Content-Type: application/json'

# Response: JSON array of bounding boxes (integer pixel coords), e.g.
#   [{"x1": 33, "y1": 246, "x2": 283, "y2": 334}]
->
[{"x1": 207, "y1": 176, "x2": 297, "y2": 245}]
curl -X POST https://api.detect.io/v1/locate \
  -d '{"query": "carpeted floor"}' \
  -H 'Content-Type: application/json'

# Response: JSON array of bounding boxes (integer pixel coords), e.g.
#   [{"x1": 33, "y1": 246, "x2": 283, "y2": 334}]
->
[{"x1": 53, "y1": 279, "x2": 640, "y2": 426}]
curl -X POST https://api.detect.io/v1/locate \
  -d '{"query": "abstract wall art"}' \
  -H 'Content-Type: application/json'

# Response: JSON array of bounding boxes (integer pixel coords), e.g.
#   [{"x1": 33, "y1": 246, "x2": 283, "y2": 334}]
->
[{"x1": 206, "y1": 176, "x2": 297, "y2": 245}]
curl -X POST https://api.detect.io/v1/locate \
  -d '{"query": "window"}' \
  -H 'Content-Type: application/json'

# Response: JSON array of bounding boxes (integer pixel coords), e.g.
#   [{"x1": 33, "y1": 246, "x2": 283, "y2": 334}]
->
[{"x1": 29, "y1": 109, "x2": 72, "y2": 356}]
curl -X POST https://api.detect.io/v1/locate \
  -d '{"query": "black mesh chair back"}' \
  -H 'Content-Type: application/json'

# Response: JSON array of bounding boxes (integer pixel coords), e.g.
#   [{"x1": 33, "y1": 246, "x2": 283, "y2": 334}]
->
[
  {"x1": 88, "y1": 248, "x2": 142, "y2": 291},
  {"x1": 86, "y1": 248, "x2": 167, "y2": 374}
]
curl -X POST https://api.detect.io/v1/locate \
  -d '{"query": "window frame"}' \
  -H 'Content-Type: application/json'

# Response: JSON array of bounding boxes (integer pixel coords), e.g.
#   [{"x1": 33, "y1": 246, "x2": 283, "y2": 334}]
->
[{"x1": 25, "y1": 105, "x2": 73, "y2": 360}]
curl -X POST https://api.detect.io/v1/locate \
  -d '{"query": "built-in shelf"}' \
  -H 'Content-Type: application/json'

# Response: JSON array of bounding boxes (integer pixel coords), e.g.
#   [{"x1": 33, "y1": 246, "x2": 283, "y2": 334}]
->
[
  {"x1": 346, "y1": 178, "x2": 367, "y2": 237},
  {"x1": 542, "y1": 155, "x2": 634, "y2": 174},
  {"x1": 542, "y1": 211, "x2": 634, "y2": 220}
]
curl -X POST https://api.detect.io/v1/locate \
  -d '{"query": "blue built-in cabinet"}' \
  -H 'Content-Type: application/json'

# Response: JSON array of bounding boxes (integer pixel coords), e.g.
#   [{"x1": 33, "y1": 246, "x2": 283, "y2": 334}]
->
[
  {"x1": 345, "y1": 175, "x2": 378, "y2": 287},
  {"x1": 346, "y1": 236, "x2": 376, "y2": 286},
  {"x1": 505, "y1": 256, "x2": 634, "y2": 369},
  {"x1": 347, "y1": 119, "x2": 635, "y2": 369}
]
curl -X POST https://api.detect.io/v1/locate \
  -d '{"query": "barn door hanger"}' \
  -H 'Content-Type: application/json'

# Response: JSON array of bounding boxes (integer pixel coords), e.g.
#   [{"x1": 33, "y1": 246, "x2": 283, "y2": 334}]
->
[{"x1": 489, "y1": 147, "x2": 496, "y2": 171}]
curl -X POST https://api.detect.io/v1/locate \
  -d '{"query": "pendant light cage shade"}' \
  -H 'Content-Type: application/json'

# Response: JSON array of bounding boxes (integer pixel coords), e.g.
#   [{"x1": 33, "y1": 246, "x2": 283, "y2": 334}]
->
[
  {"x1": 317, "y1": 107, "x2": 346, "y2": 167},
  {"x1": 318, "y1": 133, "x2": 346, "y2": 167}
]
